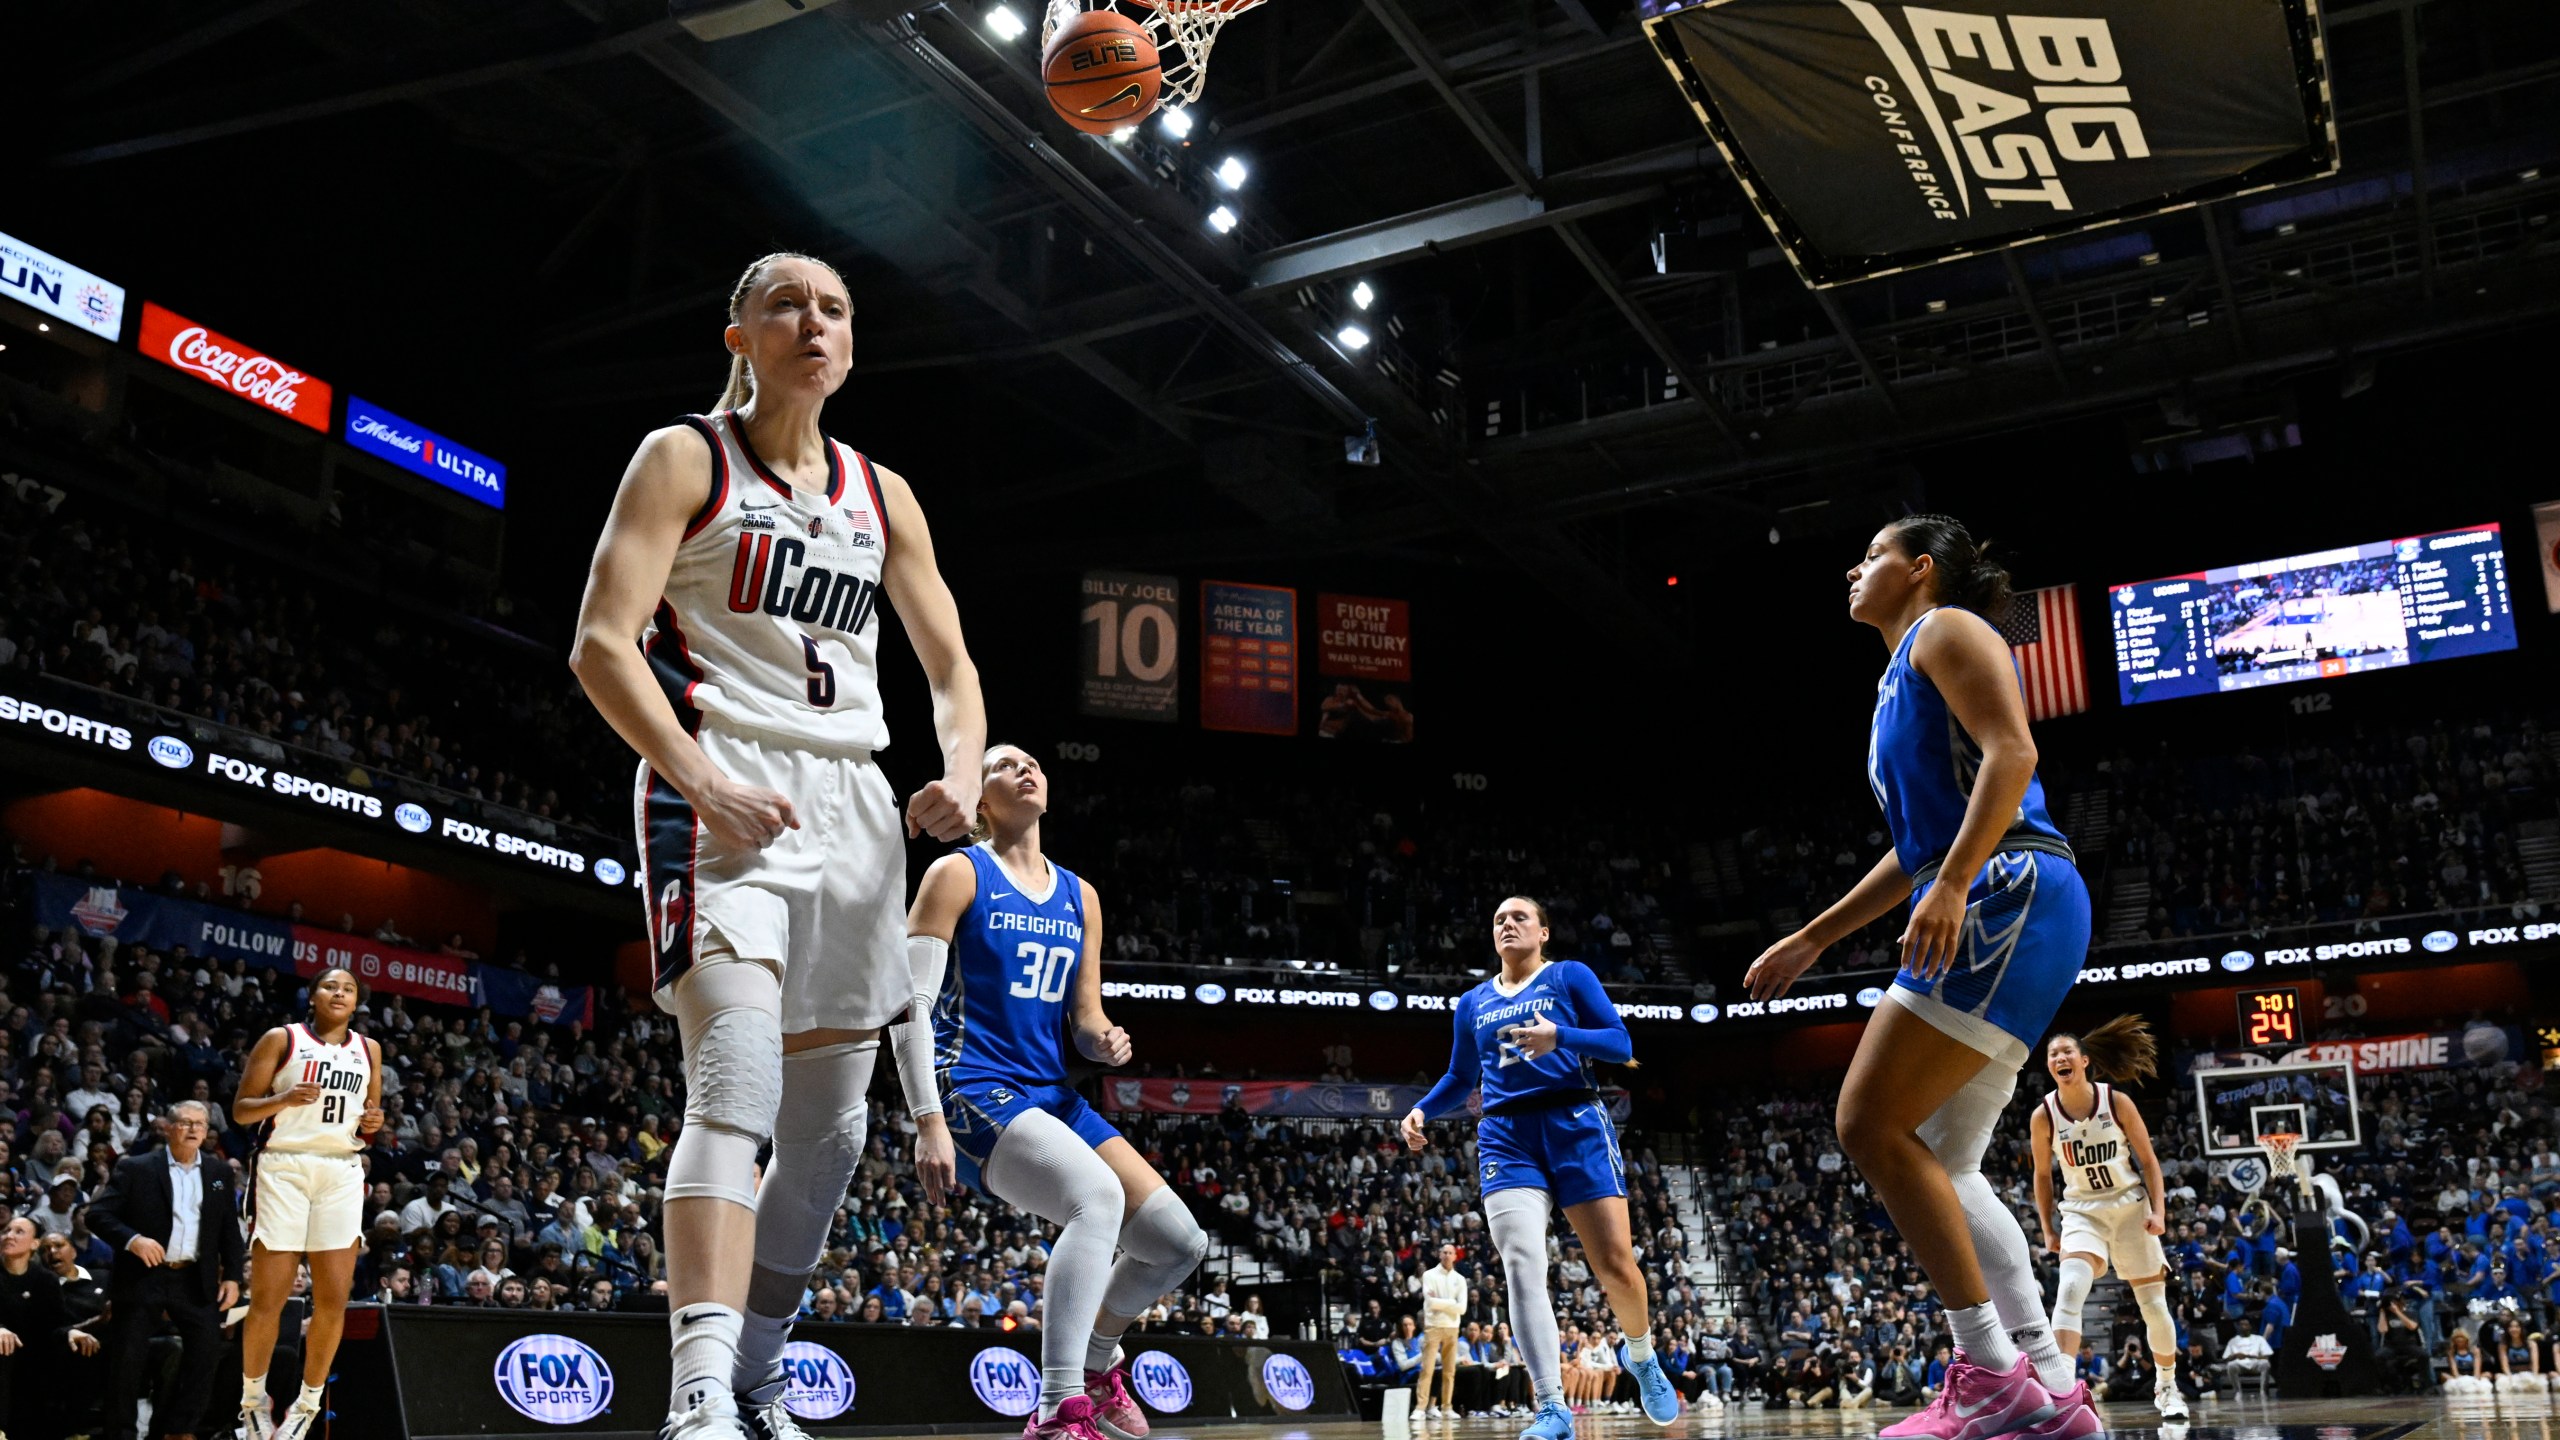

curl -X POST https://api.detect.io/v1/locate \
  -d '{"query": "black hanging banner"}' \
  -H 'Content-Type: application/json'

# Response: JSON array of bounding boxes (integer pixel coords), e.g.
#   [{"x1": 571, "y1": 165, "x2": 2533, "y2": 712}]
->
[{"x1": 1642, "y1": 0, "x2": 2338, "y2": 286}]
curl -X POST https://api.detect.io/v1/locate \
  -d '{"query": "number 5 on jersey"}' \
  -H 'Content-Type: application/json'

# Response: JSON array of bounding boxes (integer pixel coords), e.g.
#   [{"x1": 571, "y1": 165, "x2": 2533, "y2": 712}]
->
[{"x1": 1010, "y1": 941, "x2": 1073, "y2": 1003}]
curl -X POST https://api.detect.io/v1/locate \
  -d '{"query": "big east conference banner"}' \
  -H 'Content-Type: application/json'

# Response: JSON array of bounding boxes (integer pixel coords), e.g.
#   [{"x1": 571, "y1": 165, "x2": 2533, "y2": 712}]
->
[
  {"x1": 139, "y1": 302, "x2": 332, "y2": 432},
  {"x1": 1642, "y1": 0, "x2": 2338, "y2": 285}
]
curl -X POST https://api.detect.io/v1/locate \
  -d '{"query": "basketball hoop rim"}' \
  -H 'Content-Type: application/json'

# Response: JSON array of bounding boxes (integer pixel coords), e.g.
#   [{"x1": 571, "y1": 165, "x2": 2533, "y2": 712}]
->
[{"x1": 1127, "y1": 0, "x2": 1263, "y2": 15}]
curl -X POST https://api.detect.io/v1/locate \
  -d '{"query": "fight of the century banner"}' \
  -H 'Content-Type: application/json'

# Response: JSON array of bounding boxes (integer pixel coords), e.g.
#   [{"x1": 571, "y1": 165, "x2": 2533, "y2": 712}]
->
[
  {"x1": 1200, "y1": 581, "x2": 1298, "y2": 735},
  {"x1": 1078, "y1": 571, "x2": 1181, "y2": 722},
  {"x1": 30, "y1": 873, "x2": 596, "y2": 1025},
  {"x1": 1313, "y1": 594, "x2": 1417, "y2": 743},
  {"x1": 1642, "y1": 0, "x2": 2338, "y2": 285}
]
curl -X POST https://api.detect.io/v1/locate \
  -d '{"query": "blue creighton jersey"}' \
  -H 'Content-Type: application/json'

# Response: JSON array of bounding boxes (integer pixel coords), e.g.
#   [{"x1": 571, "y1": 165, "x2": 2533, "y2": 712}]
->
[
  {"x1": 933, "y1": 844, "x2": 1086, "y2": 1090},
  {"x1": 1417, "y1": 960, "x2": 1630, "y2": 1118},
  {"x1": 1868, "y1": 608, "x2": 2069, "y2": 881}
]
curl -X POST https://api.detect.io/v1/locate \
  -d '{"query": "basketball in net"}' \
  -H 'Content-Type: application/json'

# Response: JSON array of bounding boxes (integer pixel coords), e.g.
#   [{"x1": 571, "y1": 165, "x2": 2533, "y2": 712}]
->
[
  {"x1": 1043, "y1": 10, "x2": 1162, "y2": 135},
  {"x1": 1043, "y1": 0, "x2": 1267, "y2": 118}
]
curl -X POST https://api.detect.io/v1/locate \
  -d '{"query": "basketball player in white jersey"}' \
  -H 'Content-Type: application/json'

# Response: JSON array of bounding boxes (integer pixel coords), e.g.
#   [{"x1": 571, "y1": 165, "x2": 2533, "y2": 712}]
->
[
  {"x1": 232, "y1": 967, "x2": 382, "y2": 1440},
  {"x1": 2029, "y1": 1017, "x2": 2184, "y2": 1419},
  {"x1": 571, "y1": 251, "x2": 985, "y2": 1440}
]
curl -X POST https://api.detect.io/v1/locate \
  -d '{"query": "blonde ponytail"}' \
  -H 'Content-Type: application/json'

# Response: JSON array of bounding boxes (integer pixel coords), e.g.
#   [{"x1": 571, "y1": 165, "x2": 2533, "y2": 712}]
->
[{"x1": 712, "y1": 250, "x2": 848, "y2": 414}]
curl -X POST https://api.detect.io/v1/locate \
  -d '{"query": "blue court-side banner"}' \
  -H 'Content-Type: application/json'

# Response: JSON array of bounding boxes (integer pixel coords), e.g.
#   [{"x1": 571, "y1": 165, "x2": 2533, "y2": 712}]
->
[
  {"x1": 1098, "y1": 1076, "x2": 1631, "y2": 1122},
  {"x1": 344, "y1": 397, "x2": 507, "y2": 509},
  {"x1": 29, "y1": 873, "x2": 590, "y2": 1025},
  {"x1": 1199, "y1": 581, "x2": 1297, "y2": 735}
]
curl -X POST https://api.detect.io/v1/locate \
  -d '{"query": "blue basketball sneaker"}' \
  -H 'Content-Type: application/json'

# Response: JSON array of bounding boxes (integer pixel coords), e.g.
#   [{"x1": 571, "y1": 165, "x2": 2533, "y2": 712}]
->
[
  {"x1": 1520, "y1": 1398, "x2": 1575, "y2": 1440},
  {"x1": 1627, "y1": 1353, "x2": 1681, "y2": 1426}
]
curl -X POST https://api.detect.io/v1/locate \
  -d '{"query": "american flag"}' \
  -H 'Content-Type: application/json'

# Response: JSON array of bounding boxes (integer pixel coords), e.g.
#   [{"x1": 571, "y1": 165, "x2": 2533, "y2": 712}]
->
[{"x1": 1992, "y1": 584, "x2": 2089, "y2": 721}]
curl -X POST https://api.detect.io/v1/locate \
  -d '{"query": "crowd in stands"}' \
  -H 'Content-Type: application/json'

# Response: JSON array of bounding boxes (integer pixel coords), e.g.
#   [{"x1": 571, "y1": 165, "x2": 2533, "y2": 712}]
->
[
  {"x1": 0, "y1": 449, "x2": 620, "y2": 838},
  {"x1": 2108, "y1": 714, "x2": 2547, "y2": 938},
  {"x1": 1694, "y1": 1015, "x2": 2560, "y2": 1408}
]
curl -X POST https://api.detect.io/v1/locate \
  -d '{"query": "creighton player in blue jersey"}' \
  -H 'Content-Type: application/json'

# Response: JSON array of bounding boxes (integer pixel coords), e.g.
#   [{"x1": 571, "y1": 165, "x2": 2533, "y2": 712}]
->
[
  {"x1": 1746, "y1": 515, "x2": 2097, "y2": 1440},
  {"x1": 899, "y1": 745, "x2": 1205, "y2": 1440},
  {"x1": 1399, "y1": 897, "x2": 1682, "y2": 1440}
]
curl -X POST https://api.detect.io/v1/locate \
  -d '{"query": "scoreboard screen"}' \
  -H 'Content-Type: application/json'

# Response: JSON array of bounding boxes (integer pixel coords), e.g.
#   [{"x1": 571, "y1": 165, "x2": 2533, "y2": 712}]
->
[
  {"x1": 2236, "y1": 986, "x2": 2305, "y2": 1049},
  {"x1": 2109, "y1": 523, "x2": 2516, "y2": 706}
]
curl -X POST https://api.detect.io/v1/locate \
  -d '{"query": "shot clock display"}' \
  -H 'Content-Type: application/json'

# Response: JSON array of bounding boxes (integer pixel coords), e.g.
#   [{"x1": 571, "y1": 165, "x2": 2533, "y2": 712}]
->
[{"x1": 2237, "y1": 986, "x2": 2305, "y2": 1049}]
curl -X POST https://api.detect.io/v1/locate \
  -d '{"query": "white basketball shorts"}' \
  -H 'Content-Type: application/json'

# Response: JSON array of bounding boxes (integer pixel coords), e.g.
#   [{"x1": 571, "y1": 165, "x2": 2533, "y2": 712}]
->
[
  {"x1": 2059, "y1": 1198, "x2": 2168, "y2": 1277},
  {"x1": 636, "y1": 722, "x2": 908, "y2": 1033},
  {"x1": 253, "y1": 1151, "x2": 365, "y2": 1253}
]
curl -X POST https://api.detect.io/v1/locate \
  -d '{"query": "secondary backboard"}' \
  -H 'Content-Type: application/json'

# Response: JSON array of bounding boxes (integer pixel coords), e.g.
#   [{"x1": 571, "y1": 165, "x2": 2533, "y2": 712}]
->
[{"x1": 2195, "y1": 1059, "x2": 2361, "y2": 1157}]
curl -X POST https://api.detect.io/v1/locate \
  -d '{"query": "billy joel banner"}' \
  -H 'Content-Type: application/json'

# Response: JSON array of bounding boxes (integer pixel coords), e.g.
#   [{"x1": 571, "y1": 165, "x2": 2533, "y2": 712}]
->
[
  {"x1": 1078, "y1": 571, "x2": 1181, "y2": 721},
  {"x1": 1200, "y1": 581, "x2": 1298, "y2": 735},
  {"x1": 1641, "y1": 0, "x2": 2338, "y2": 285},
  {"x1": 1313, "y1": 593, "x2": 1416, "y2": 744}
]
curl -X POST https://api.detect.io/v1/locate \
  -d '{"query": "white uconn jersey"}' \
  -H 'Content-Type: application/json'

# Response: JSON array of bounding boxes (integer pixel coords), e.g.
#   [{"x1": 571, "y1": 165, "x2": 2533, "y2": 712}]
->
[
  {"x1": 643, "y1": 411, "x2": 891, "y2": 753},
  {"x1": 261, "y1": 1024, "x2": 370, "y2": 1156},
  {"x1": 2047, "y1": 1083, "x2": 2143, "y2": 1211}
]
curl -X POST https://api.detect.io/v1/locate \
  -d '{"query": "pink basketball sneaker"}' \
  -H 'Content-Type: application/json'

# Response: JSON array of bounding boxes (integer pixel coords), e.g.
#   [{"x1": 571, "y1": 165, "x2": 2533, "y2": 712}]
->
[
  {"x1": 1878, "y1": 1352, "x2": 2055, "y2": 1440},
  {"x1": 2006, "y1": 1380, "x2": 2101, "y2": 1440},
  {"x1": 1085, "y1": 1366, "x2": 1150, "y2": 1440},
  {"x1": 1022, "y1": 1395, "x2": 1112, "y2": 1440}
]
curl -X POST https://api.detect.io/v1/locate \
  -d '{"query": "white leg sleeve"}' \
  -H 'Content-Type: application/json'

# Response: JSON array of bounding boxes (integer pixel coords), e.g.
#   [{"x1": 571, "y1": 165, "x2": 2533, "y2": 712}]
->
[
  {"x1": 2053, "y1": 1256, "x2": 2096, "y2": 1334},
  {"x1": 985, "y1": 1107, "x2": 1127, "y2": 1420},
  {"x1": 663, "y1": 954, "x2": 784, "y2": 1209},
  {"x1": 1486, "y1": 1188, "x2": 1562, "y2": 1403},
  {"x1": 1919, "y1": 1060, "x2": 2071, "y2": 1389},
  {"x1": 1101, "y1": 1186, "x2": 1208, "y2": 1321},
  {"x1": 2134, "y1": 1280, "x2": 2177, "y2": 1359},
  {"x1": 734, "y1": 1040, "x2": 877, "y2": 1392}
]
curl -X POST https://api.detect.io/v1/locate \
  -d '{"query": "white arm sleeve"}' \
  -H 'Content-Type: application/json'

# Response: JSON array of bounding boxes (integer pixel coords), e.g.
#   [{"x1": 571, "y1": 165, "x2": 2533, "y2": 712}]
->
[{"x1": 894, "y1": 935, "x2": 949, "y2": 1119}]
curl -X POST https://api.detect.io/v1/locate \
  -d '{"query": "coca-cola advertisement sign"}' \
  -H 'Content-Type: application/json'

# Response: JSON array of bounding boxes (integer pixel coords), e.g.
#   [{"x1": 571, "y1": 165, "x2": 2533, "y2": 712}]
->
[{"x1": 138, "y1": 301, "x2": 332, "y2": 432}]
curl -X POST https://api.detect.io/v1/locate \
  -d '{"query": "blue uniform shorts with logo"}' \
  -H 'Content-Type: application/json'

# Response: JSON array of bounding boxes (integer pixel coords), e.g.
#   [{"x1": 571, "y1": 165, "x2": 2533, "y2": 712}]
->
[
  {"x1": 1891, "y1": 847, "x2": 2092, "y2": 1049},
  {"x1": 942, "y1": 1078, "x2": 1124, "y2": 1189},
  {"x1": 1476, "y1": 1099, "x2": 1627, "y2": 1208}
]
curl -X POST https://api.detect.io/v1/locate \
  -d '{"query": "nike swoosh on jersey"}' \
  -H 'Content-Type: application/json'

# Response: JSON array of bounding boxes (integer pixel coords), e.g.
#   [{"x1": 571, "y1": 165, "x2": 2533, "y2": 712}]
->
[{"x1": 989, "y1": 892, "x2": 1013, "y2": 900}]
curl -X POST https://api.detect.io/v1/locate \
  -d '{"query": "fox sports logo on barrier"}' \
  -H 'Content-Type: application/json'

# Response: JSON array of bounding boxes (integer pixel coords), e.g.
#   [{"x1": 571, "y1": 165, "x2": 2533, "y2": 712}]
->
[
  {"x1": 1261, "y1": 1353, "x2": 1316, "y2": 1411},
  {"x1": 970, "y1": 1347, "x2": 1040, "y2": 1417},
  {"x1": 493, "y1": 1333, "x2": 615, "y2": 1425},
  {"x1": 147, "y1": 736, "x2": 193, "y2": 769},
  {"x1": 1129, "y1": 1350, "x2": 1193, "y2": 1412},
  {"x1": 779, "y1": 1341, "x2": 856, "y2": 1420},
  {"x1": 395, "y1": 803, "x2": 433, "y2": 834}
]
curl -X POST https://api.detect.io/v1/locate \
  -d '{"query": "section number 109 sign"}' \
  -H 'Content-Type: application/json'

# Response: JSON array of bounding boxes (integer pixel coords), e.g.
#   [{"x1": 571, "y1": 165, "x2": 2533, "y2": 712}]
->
[{"x1": 1079, "y1": 571, "x2": 1180, "y2": 722}]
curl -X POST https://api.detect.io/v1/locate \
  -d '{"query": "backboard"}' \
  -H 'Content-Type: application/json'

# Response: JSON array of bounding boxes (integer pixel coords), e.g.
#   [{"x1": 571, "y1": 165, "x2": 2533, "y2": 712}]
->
[{"x1": 2194, "y1": 1058, "x2": 2361, "y2": 1158}]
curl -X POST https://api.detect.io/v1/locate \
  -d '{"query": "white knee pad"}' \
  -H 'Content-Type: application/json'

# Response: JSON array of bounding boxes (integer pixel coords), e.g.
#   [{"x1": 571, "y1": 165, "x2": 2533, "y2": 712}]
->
[
  {"x1": 666, "y1": 957, "x2": 785, "y2": 1208},
  {"x1": 2134, "y1": 1281, "x2": 2177, "y2": 1358},
  {"x1": 2052, "y1": 1256, "x2": 2096, "y2": 1334},
  {"x1": 751, "y1": 1041, "x2": 878, "y2": 1286},
  {"x1": 1917, "y1": 1060, "x2": 2017, "y2": 1175}
]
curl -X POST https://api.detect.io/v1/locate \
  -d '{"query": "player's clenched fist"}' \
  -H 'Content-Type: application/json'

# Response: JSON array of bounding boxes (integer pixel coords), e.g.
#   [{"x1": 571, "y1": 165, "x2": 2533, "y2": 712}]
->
[
  {"x1": 699, "y1": 776, "x2": 800, "y2": 851},
  {"x1": 906, "y1": 775, "x2": 981, "y2": 842}
]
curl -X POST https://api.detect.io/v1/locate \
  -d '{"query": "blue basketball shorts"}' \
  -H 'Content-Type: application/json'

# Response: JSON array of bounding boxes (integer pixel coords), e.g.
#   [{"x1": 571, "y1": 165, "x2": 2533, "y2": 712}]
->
[
  {"x1": 942, "y1": 1079, "x2": 1123, "y2": 1190},
  {"x1": 1476, "y1": 1100, "x2": 1627, "y2": 1209},
  {"x1": 1891, "y1": 848, "x2": 2093, "y2": 1051}
]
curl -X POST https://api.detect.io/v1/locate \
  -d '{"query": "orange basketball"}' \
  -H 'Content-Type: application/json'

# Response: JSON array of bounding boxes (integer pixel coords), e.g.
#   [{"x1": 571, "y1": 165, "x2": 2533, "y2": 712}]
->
[{"x1": 1043, "y1": 9, "x2": 1161, "y2": 135}]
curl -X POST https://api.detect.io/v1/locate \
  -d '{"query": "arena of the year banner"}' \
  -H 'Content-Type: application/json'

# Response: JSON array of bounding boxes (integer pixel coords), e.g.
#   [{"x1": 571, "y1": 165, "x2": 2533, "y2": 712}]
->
[
  {"x1": 1642, "y1": 0, "x2": 2338, "y2": 285},
  {"x1": 1078, "y1": 571, "x2": 1181, "y2": 721},
  {"x1": 1200, "y1": 581, "x2": 1299, "y2": 735}
]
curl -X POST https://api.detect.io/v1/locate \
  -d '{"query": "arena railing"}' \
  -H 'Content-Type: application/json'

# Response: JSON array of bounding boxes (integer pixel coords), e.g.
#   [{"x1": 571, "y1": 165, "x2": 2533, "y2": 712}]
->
[{"x1": 8, "y1": 672, "x2": 623, "y2": 862}]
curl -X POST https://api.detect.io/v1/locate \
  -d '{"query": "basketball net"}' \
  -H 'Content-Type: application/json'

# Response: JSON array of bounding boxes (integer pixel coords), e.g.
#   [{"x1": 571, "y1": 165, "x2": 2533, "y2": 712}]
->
[
  {"x1": 2262, "y1": 1132, "x2": 2304, "y2": 1195},
  {"x1": 1043, "y1": 0, "x2": 1265, "y2": 108}
]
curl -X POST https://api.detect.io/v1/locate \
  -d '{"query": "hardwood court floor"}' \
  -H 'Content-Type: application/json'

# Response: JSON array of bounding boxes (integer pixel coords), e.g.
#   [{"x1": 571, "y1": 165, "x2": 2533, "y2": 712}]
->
[{"x1": 880, "y1": 1395, "x2": 2542, "y2": 1440}]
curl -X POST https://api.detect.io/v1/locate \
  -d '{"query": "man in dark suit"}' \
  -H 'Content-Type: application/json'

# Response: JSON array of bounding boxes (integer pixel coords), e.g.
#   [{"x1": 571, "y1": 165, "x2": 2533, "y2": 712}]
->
[{"x1": 89, "y1": 1101, "x2": 245, "y2": 1440}]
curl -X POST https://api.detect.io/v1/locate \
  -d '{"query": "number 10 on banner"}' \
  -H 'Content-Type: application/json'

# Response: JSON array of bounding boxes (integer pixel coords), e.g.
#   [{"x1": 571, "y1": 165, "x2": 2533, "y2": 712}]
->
[{"x1": 1078, "y1": 571, "x2": 1181, "y2": 722}]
